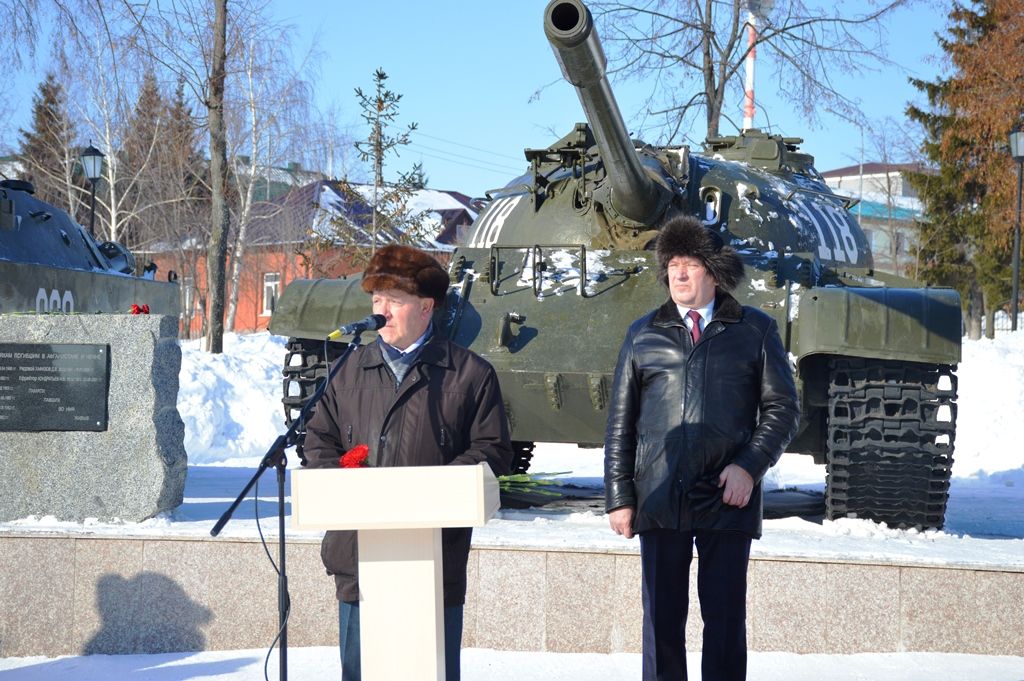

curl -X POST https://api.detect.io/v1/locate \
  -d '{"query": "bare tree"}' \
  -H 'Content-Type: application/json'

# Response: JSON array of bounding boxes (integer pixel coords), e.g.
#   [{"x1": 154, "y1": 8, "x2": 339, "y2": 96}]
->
[
  {"x1": 586, "y1": 0, "x2": 910, "y2": 141},
  {"x1": 224, "y1": 35, "x2": 318, "y2": 331},
  {"x1": 203, "y1": 0, "x2": 231, "y2": 353},
  {"x1": 865, "y1": 117, "x2": 920, "y2": 276},
  {"x1": 306, "y1": 104, "x2": 360, "y2": 182},
  {"x1": 119, "y1": 0, "x2": 254, "y2": 353},
  {"x1": 4, "y1": 1, "x2": 181, "y2": 246},
  {"x1": 57, "y1": 2, "x2": 169, "y2": 246}
]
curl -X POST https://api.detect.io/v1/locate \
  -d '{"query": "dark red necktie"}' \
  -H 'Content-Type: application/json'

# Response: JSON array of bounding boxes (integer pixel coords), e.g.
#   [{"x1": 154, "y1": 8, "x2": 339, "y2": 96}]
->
[{"x1": 687, "y1": 309, "x2": 702, "y2": 344}]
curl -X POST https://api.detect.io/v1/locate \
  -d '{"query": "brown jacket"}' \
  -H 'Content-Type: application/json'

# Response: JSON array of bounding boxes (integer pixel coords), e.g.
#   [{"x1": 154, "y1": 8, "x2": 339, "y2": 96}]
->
[{"x1": 303, "y1": 335, "x2": 513, "y2": 606}]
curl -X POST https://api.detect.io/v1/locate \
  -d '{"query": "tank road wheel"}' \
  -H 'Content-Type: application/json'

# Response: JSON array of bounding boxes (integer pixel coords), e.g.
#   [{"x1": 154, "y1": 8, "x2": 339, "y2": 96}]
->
[
  {"x1": 510, "y1": 441, "x2": 535, "y2": 475},
  {"x1": 282, "y1": 337, "x2": 345, "y2": 465},
  {"x1": 825, "y1": 358, "x2": 957, "y2": 530}
]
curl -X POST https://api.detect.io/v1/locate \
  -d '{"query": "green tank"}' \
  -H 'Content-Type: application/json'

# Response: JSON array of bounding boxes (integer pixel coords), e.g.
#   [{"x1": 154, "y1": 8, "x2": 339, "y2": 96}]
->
[
  {"x1": 269, "y1": 0, "x2": 960, "y2": 529},
  {"x1": 0, "y1": 179, "x2": 179, "y2": 316}
]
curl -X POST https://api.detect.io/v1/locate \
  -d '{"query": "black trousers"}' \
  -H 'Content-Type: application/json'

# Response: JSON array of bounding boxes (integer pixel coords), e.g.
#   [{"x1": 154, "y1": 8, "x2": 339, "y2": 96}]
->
[{"x1": 639, "y1": 528, "x2": 752, "y2": 681}]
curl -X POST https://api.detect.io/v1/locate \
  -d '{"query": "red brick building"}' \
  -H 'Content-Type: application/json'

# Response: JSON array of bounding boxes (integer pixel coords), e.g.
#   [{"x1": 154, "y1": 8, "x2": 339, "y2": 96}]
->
[{"x1": 141, "y1": 181, "x2": 466, "y2": 338}]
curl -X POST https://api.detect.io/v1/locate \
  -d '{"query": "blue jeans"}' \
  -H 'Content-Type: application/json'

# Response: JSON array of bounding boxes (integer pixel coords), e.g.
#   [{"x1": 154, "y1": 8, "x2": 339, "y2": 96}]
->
[{"x1": 339, "y1": 600, "x2": 464, "y2": 681}]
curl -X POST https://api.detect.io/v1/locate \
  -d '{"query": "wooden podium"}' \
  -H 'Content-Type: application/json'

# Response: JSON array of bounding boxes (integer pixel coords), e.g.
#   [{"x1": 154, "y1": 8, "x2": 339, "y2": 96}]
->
[{"x1": 291, "y1": 463, "x2": 501, "y2": 681}]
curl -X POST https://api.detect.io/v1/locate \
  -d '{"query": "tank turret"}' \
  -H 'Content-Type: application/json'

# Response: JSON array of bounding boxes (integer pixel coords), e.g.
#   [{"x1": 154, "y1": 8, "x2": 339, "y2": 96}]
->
[{"x1": 270, "y1": 0, "x2": 962, "y2": 530}]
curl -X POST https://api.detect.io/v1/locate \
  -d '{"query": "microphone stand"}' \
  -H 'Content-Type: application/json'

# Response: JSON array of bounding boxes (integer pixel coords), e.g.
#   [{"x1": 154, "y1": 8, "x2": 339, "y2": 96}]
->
[{"x1": 211, "y1": 331, "x2": 368, "y2": 681}]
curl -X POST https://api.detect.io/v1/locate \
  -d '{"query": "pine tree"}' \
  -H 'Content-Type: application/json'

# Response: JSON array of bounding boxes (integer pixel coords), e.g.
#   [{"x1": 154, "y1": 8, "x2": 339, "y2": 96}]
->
[
  {"x1": 406, "y1": 162, "x2": 429, "y2": 190},
  {"x1": 904, "y1": 0, "x2": 1022, "y2": 338},
  {"x1": 943, "y1": 0, "x2": 1024, "y2": 332},
  {"x1": 166, "y1": 78, "x2": 206, "y2": 198},
  {"x1": 944, "y1": 0, "x2": 1024, "y2": 238},
  {"x1": 119, "y1": 71, "x2": 167, "y2": 248},
  {"x1": 18, "y1": 73, "x2": 78, "y2": 210},
  {"x1": 161, "y1": 78, "x2": 210, "y2": 339},
  {"x1": 352, "y1": 68, "x2": 424, "y2": 254}
]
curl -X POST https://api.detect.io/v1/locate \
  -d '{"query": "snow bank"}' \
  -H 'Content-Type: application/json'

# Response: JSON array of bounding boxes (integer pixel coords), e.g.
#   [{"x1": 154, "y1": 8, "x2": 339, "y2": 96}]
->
[
  {"x1": 177, "y1": 333, "x2": 287, "y2": 465},
  {"x1": 950, "y1": 333, "x2": 1024, "y2": 477}
]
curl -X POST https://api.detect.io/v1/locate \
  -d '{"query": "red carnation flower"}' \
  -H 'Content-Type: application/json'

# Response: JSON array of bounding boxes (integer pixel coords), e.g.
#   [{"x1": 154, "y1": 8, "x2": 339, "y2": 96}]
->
[{"x1": 340, "y1": 444, "x2": 369, "y2": 468}]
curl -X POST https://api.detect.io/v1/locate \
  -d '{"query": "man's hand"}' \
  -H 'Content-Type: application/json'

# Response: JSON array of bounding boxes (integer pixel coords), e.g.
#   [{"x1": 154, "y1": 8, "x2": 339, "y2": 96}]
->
[
  {"x1": 608, "y1": 506, "x2": 636, "y2": 539},
  {"x1": 718, "y1": 464, "x2": 754, "y2": 508}
]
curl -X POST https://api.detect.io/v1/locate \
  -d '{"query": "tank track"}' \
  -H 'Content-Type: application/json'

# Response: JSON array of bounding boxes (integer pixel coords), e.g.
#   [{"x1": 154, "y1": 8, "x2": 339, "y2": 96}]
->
[
  {"x1": 282, "y1": 337, "x2": 346, "y2": 465},
  {"x1": 825, "y1": 358, "x2": 957, "y2": 530}
]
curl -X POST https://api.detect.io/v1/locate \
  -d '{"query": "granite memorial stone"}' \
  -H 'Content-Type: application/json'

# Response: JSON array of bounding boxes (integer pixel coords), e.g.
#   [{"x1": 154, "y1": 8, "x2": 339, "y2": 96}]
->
[{"x1": 0, "y1": 314, "x2": 186, "y2": 522}]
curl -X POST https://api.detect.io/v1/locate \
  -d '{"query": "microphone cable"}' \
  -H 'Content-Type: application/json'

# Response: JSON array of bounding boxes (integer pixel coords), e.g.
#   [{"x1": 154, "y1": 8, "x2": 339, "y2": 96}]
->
[{"x1": 253, "y1": 474, "x2": 292, "y2": 681}]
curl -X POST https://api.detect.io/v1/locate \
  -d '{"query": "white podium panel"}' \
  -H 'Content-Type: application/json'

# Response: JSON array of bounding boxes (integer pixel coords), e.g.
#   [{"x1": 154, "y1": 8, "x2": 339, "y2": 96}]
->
[
  {"x1": 291, "y1": 463, "x2": 500, "y2": 531},
  {"x1": 291, "y1": 463, "x2": 500, "y2": 681}
]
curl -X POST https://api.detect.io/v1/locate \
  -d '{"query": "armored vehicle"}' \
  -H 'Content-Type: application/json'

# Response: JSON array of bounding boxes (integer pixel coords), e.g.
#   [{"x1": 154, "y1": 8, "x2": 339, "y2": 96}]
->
[
  {"x1": 270, "y1": 0, "x2": 960, "y2": 529},
  {"x1": 0, "y1": 179, "x2": 178, "y2": 315}
]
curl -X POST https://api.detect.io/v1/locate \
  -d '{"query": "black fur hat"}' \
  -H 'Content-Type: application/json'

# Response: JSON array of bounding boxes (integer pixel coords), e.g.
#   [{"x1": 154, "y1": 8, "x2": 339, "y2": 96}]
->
[
  {"x1": 654, "y1": 215, "x2": 745, "y2": 291},
  {"x1": 361, "y1": 244, "x2": 449, "y2": 308}
]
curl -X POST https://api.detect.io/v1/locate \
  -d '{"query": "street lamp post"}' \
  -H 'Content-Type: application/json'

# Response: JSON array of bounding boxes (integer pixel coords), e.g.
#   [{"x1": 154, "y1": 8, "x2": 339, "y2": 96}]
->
[
  {"x1": 79, "y1": 143, "x2": 104, "y2": 239},
  {"x1": 1009, "y1": 128, "x2": 1024, "y2": 332}
]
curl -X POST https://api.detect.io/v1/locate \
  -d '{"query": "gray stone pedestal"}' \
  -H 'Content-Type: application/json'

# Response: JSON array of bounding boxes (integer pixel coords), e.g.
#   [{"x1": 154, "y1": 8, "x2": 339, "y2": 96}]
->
[{"x1": 0, "y1": 314, "x2": 186, "y2": 522}]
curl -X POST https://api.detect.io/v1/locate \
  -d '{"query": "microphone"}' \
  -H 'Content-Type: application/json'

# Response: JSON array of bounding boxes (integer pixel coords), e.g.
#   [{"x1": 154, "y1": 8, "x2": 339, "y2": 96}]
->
[{"x1": 327, "y1": 314, "x2": 387, "y2": 341}]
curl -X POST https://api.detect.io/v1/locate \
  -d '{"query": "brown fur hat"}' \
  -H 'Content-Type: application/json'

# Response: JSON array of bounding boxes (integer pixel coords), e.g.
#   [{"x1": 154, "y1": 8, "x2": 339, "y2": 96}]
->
[
  {"x1": 655, "y1": 215, "x2": 745, "y2": 291},
  {"x1": 361, "y1": 244, "x2": 449, "y2": 308}
]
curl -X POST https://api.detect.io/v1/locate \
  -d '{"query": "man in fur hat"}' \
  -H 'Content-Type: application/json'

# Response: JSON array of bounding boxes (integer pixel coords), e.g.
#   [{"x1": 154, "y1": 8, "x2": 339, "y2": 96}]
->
[
  {"x1": 303, "y1": 244, "x2": 513, "y2": 681},
  {"x1": 604, "y1": 215, "x2": 800, "y2": 681}
]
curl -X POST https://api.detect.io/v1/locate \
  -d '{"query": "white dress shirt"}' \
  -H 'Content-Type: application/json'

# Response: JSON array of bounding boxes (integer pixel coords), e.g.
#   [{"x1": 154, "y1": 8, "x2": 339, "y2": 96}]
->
[{"x1": 677, "y1": 299, "x2": 715, "y2": 336}]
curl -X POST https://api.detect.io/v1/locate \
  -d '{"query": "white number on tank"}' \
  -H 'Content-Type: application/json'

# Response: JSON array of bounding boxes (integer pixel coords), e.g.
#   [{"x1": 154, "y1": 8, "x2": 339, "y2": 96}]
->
[
  {"x1": 470, "y1": 195, "x2": 523, "y2": 247},
  {"x1": 820, "y1": 204, "x2": 859, "y2": 263},
  {"x1": 35, "y1": 288, "x2": 75, "y2": 313},
  {"x1": 799, "y1": 200, "x2": 859, "y2": 265}
]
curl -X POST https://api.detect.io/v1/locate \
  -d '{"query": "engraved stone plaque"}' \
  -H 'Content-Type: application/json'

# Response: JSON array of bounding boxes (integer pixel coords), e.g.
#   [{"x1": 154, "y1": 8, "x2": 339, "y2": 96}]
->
[{"x1": 0, "y1": 343, "x2": 110, "y2": 431}]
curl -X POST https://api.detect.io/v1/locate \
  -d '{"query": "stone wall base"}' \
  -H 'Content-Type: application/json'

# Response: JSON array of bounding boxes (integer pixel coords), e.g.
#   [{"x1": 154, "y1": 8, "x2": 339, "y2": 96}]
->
[{"x1": 1, "y1": 534, "x2": 1021, "y2": 658}]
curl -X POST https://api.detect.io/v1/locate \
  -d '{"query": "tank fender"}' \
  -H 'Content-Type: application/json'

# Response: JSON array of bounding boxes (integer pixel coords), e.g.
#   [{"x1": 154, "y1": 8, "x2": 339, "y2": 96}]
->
[
  {"x1": 267, "y1": 278, "x2": 374, "y2": 341},
  {"x1": 793, "y1": 286, "x2": 961, "y2": 366}
]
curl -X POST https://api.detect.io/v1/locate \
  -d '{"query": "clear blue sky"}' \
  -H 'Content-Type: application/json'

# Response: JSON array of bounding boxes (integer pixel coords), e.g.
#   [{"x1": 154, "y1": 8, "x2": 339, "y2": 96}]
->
[
  {"x1": 5, "y1": 0, "x2": 950, "y2": 199},
  {"x1": 268, "y1": 0, "x2": 950, "y2": 197}
]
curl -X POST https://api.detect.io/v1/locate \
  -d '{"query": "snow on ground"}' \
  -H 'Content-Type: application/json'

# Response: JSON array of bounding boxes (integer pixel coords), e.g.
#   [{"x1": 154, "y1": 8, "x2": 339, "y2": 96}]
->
[
  {"x1": 1, "y1": 648, "x2": 1023, "y2": 681},
  {"x1": 2, "y1": 330, "x2": 1023, "y2": 570}
]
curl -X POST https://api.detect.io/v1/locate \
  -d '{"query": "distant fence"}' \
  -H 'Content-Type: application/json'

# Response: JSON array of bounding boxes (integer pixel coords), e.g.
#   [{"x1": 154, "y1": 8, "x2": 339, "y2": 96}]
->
[{"x1": 991, "y1": 301, "x2": 1020, "y2": 333}]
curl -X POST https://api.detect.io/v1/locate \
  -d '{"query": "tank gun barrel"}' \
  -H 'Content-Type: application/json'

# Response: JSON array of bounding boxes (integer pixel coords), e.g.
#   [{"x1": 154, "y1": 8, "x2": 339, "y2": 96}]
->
[{"x1": 544, "y1": 0, "x2": 668, "y2": 225}]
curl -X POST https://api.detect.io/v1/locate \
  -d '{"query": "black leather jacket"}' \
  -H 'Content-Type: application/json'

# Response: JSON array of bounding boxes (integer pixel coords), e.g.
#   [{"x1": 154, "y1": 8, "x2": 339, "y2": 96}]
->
[{"x1": 604, "y1": 292, "x2": 800, "y2": 538}]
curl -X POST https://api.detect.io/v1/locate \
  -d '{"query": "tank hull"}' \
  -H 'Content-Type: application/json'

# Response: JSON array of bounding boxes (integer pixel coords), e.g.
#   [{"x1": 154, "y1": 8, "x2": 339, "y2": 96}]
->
[
  {"x1": 270, "y1": 246, "x2": 961, "y2": 452},
  {"x1": 0, "y1": 260, "x2": 179, "y2": 316}
]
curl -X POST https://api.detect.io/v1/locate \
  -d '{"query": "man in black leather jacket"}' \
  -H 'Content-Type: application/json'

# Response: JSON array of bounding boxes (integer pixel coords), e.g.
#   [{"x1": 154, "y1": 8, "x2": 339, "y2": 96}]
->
[{"x1": 604, "y1": 215, "x2": 800, "y2": 681}]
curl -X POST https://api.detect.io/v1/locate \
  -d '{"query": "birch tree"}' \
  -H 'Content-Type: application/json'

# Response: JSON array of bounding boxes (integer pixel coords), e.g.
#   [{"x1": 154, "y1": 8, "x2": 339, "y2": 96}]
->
[{"x1": 224, "y1": 35, "x2": 317, "y2": 331}]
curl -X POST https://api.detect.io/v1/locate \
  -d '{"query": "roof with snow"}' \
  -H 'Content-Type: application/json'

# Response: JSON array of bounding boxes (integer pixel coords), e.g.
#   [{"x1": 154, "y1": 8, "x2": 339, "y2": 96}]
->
[
  {"x1": 140, "y1": 180, "x2": 461, "y2": 254},
  {"x1": 245, "y1": 180, "x2": 457, "y2": 252}
]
